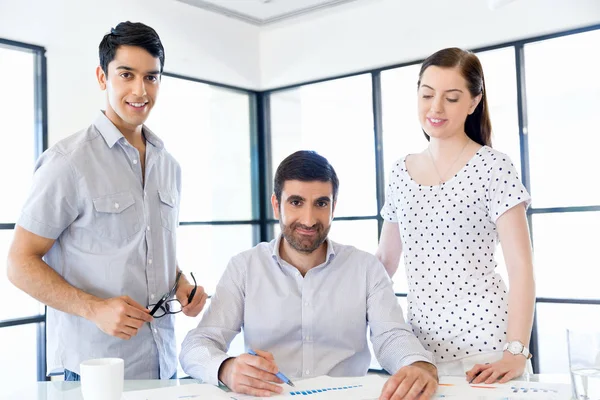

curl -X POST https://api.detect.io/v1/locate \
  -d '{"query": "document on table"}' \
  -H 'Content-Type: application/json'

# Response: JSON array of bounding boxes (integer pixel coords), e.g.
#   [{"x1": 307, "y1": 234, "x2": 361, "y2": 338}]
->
[
  {"x1": 228, "y1": 375, "x2": 387, "y2": 400},
  {"x1": 122, "y1": 383, "x2": 232, "y2": 400},
  {"x1": 121, "y1": 375, "x2": 572, "y2": 400},
  {"x1": 227, "y1": 375, "x2": 572, "y2": 400},
  {"x1": 435, "y1": 376, "x2": 572, "y2": 399}
]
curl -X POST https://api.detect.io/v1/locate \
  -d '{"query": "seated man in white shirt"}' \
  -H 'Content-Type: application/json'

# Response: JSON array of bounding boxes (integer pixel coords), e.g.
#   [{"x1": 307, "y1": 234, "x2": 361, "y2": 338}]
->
[{"x1": 180, "y1": 150, "x2": 438, "y2": 399}]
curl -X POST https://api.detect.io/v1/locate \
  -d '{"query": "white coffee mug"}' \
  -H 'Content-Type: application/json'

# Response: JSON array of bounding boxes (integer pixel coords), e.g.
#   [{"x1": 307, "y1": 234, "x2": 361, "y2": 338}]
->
[{"x1": 80, "y1": 358, "x2": 124, "y2": 400}]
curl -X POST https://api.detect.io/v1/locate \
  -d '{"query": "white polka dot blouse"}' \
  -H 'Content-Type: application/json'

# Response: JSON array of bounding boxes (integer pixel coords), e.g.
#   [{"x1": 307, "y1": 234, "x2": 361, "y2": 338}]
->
[{"x1": 380, "y1": 145, "x2": 532, "y2": 362}]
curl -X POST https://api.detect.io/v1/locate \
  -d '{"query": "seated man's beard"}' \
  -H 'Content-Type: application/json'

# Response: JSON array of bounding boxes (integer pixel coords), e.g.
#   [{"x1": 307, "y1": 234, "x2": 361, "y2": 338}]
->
[{"x1": 281, "y1": 221, "x2": 330, "y2": 254}]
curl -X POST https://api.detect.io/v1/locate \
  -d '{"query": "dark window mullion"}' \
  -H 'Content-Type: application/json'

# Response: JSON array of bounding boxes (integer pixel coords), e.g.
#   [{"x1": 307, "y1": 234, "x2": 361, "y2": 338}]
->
[
  {"x1": 34, "y1": 45, "x2": 49, "y2": 382},
  {"x1": 515, "y1": 43, "x2": 540, "y2": 373},
  {"x1": 256, "y1": 92, "x2": 273, "y2": 243},
  {"x1": 0, "y1": 315, "x2": 45, "y2": 328},
  {"x1": 371, "y1": 72, "x2": 385, "y2": 238},
  {"x1": 530, "y1": 206, "x2": 600, "y2": 214}
]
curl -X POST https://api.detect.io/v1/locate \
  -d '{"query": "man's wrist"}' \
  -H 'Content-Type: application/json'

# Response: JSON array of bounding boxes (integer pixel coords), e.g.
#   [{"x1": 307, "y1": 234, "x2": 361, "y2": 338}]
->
[
  {"x1": 217, "y1": 357, "x2": 234, "y2": 386},
  {"x1": 410, "y1": 361, "x2": 438, "y2": 380},
  {"x1": 76, "y1": 292, "x2": 101, "y2": 320}
]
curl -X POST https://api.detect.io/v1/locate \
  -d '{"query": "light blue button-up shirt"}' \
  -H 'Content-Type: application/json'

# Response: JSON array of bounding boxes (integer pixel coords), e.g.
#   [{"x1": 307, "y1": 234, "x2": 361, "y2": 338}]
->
[
  {"x1": 180, "y1": 236, "x2": 434, "y2": 385},
  {"x1": 17, "y1": 111, "x2": 181, "y2": 379}
]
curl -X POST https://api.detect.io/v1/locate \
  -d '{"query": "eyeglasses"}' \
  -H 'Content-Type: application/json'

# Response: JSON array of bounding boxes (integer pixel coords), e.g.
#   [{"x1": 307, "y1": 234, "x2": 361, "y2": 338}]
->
[{"x1": 148, "y1": 271, "x2": 197, "y2": 318}]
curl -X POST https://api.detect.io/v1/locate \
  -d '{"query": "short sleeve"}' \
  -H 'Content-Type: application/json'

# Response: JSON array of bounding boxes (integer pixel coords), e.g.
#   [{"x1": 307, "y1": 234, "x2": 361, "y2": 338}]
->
[
  {"x1": 380, "y1": 161, "x2": 401, "y2": 223},
  {"x1": 17, "y1": 150, "x2": 80, "y2": 239},
  {"x1": 486, "y1": 155, "x2": 531, "y2": 224}
]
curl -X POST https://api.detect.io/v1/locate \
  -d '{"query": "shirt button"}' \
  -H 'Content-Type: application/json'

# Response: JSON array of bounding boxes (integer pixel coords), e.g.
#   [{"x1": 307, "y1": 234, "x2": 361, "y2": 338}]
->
[
  {"x1": 305, "y1": 370, "x2": 310, "y2": 375},
  {"x1": 146, "y1": 226, "x2": 151, "y2": 231},
  {"x1": 304, "y1": 336, "x2": 310, "y2": 341},
  {"x1": 304, "y1": 302, "x2": 310, "y2": 307},
  {"x1": 150, "y1": 294, "x2": 155, "y2": 300},
  {"x1": 133, "y1": 159, "x2": 138, "y2": 164},
  {"x1": 148, "y1": 259, "x2": 153, "y2": 265},
  {"x1": 153, "y1": 329, "x2": 157, "y2": 334},
  {"x1": 114, "y1": 202, "x2": 120, "y2": 209}
]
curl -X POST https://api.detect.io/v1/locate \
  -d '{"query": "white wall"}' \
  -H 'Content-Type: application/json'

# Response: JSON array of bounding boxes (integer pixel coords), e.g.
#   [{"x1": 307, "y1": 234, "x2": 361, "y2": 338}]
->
[
  {"x1": 0, "y1": 0, "x2": 260, "y2": 144},
  {"x1": 260, "y1": 0, "x2": 600, "y2": 89}
]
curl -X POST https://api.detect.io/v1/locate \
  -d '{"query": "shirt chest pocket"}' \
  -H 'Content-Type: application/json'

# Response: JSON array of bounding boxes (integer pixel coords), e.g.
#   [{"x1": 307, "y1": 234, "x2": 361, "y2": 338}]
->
[
  {"x1": 92, "y1": 191, "x2": 141, "y2": 241},
  {"x1": 158, "y1": 190, "x2": 178, "y2": 232}
]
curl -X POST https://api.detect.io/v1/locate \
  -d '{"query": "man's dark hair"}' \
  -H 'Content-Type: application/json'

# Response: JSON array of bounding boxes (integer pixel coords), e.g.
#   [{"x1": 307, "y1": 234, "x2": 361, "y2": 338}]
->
[
  {"x1": 274, "y1": 150, "x2": 339, "y2": 205},
  {"x1": 99, "y1": 21, "x2": 165, "y2": 74}
]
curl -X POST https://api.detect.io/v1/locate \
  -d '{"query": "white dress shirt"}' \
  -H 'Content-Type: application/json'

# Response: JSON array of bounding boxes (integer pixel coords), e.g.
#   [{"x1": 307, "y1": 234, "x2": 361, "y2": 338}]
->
[{"x1": 180, "y1": 235, "x2": 434, "y2": 385}]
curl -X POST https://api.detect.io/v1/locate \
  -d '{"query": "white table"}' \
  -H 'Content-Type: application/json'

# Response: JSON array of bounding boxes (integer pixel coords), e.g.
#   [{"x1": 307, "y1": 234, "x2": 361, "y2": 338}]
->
[{"x1": 3, "y1": 374, "x2": 572, "y2": 400}]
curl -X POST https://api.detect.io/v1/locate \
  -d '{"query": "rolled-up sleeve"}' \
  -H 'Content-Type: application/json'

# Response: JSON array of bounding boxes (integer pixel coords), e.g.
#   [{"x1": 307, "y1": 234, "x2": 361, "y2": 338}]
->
[
  {"x1": 367, "y1": 258, "x2": 435, "y2": 374},
  {"x1": 18, "y1": 149, "x2": 79, "y2": 239},
  {"x1": 180, "y1": 255, "x2": 246, "y2": 385}
]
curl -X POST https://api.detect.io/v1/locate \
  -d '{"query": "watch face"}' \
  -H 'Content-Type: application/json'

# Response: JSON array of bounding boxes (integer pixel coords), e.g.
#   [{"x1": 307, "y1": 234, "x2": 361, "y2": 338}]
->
[{"x1": 508, "y1": 341, "x2": 524, "y2": 354}]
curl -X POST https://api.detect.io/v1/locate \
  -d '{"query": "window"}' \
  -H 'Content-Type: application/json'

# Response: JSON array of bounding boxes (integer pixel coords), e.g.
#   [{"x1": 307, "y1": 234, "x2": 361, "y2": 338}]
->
[
  {"x1": 4, "y1": 24, "x2": 599, "y2": 381},
  {"x1": 266, "y1": 27, "x2": 600, "y2": 375},
  {"x1": 147, "y1": 74, "x2": 258, "y2": 296},
  {"x1": 176, "y1": 225, "x2": 255, "y2": 296},
  {"x1": 147, "y1": 76, "x2": 253, "y2": 222},
  {"x1": 535, "y1": 303, "x2": 600, "y2": 373},
  {"x1": 269, "y1": 75, "x2": 377, "y2": 220},
  {"x1": 0, "y1": 46, "x2": 38, "y2": 223},
  {"x1": 476, "y1": 47, "x2": 521, "y2": 172},
  {"x1": 532, "y1": 212, "x2": 600, "y2": 300},
  {"x1": 0, "y1": 324, "x2": 38, "y2": 393},
  {"x1": 0, "y1": 39, "x2": 46, "y2": 384},
  {"x1": 381, "y1": 63, "x2": 425, "y2": 182},
  {"x1": 523, "y1": 29, "x2": 600, "y2": 373},
  {"x1": 525, "y1": 29, "x2": 600, "y2": 208},
  {"x1": 146, "y1": 74, "x2": 258, "y2": 374}
]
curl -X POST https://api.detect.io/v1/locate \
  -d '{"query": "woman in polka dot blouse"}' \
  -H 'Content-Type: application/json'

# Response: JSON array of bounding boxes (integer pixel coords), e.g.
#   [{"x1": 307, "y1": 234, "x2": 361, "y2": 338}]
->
[{"x1": 376, "y1": 48, "x2": 535, "y2": 384}]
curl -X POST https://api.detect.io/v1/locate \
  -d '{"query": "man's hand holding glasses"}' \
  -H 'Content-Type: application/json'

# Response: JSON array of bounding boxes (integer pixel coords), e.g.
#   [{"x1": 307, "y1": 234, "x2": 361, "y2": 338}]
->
[{"x1": 148, "y1": 271, "x2": 208, "y2": 318}]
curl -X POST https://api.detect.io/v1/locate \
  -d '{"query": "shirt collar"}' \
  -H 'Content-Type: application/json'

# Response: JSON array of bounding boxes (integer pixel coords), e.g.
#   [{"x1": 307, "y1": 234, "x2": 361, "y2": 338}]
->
[
  {"x1": 93, "y1": 110, "x2": 164, "y2": 150},
  {"x1": 271, "y1": 234, "x2": 336, "y2": 266}
]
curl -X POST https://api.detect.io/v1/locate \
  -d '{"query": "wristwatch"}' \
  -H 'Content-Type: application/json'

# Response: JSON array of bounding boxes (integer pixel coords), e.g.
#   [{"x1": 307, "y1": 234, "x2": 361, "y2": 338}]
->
[{"x1": 503, "y1": 340, "x2": 532, "y2": 359}]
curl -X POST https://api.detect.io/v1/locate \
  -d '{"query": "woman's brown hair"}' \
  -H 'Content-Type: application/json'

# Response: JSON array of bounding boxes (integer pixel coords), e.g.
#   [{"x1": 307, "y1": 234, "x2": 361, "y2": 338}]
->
[{"x1": 418, "y1": 47, "x2": 492, "y2": 147}]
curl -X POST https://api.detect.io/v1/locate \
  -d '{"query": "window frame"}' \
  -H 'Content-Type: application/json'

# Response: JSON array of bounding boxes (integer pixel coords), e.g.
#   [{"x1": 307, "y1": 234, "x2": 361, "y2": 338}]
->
[
  {"x1": 3, "y1": 22, "x2": 600, "y2": 380},
  {"x1": 0, "y1": 37, "x2": 48, "y2": 381},
  {"x1": 260, "y1": 23, "x2": 600, "y2": 374}
]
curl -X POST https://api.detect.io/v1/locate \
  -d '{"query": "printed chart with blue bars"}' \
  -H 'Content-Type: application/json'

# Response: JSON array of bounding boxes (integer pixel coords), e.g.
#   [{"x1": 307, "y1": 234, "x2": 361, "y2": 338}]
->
[
  {"x1": 229, "y1": 375, "x2": 386, "y2": 399},
  {"x1": 289, "y1": 383, "x2": 364, "y2": 396}
]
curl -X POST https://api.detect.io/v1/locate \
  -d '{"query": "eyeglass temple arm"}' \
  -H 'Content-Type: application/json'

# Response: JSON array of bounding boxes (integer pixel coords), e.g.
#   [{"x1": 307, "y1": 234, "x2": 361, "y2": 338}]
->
[{"x1": 187, "y1": 272, "x2": 197, "y2": 304}]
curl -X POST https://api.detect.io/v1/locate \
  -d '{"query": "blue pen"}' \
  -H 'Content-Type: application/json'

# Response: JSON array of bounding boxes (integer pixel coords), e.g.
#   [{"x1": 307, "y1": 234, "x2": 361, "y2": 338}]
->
[{"x1": 248, "y1": 349, "x2": 295, "y2": 387}]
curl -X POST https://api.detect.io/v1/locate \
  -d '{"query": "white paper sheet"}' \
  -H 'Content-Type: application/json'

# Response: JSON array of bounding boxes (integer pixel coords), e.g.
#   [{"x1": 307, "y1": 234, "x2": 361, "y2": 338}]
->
[
  {"x1": 121, "y1": 376, "x2": 571, "y2": 400},
  {"x1": 227, "y1": 375, "x2": 572, "y2": 400},
  {"x1": 227, "y1": 375, "x2": 386, "y2": 400},
  {"x1": 122, "y1": 383, "x2": 232, "y2": 400},
  {"x1": 435, "y1": 376, "x2": 572, "y2": 399}
]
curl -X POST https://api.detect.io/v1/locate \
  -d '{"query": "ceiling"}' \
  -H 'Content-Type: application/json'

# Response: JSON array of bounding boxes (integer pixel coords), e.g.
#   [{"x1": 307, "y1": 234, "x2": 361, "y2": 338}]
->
[{"x1": 176, "y1": 0, "x2": 366, "y2": 25}]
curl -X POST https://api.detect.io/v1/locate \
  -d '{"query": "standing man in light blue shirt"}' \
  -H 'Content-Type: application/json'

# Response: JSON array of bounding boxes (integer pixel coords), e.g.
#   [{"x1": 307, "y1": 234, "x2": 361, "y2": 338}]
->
[
  {"x1": 180, "y1": 151, "x2": 438, "y2": 399},
  {"x1": 7, "y1": 21, "x2": 207, "y2": 380}
]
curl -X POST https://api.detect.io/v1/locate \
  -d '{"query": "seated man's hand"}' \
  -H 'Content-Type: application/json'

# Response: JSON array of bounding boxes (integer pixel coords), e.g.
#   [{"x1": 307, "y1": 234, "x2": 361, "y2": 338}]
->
[
  {"x1": 218, "y1": 350, "x2": 284, "y2": 397},
  {"x1": 379, "y1": 361, "x2": 438, "y2": 400},
  {"x1": 90, "y1": 296, "x2": 153, "y2": 340}
]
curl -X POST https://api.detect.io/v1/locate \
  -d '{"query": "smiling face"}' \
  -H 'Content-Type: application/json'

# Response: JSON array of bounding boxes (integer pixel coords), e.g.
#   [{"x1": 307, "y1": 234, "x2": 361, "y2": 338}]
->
[
  {"x1": 417, "y1": 66, "x2": 481, "y2": 140},
  {"x1": 96, "y1": 45, "x2": 161, "y2": 132},
  {"x1": 272, "y1": 180, "x2": 335, "y2": 255}
]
